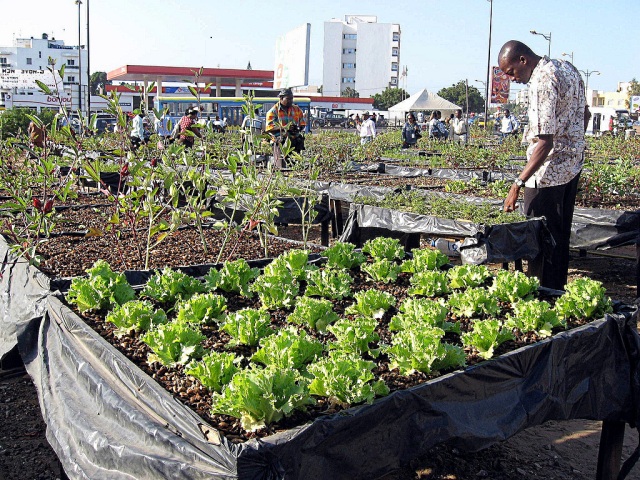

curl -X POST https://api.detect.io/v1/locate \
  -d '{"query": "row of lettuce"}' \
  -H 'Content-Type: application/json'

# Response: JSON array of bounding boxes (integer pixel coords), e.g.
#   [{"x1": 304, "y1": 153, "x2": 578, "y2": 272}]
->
[{"x1": 65, "y1": 238, "x2": 612, "y2": 432}]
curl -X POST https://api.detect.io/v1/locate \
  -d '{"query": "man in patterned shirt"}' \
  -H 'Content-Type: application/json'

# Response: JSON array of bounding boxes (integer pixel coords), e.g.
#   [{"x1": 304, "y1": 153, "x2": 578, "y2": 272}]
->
[
  {"x1": 499, "y1": 40, "x2": 590, "y2": 290},
  {"x1": 178, "y1": 107, "x2": 203, "y2": 148},
  {"x1": 265, "y1": 88, "x2": 307, "y2": 161}
]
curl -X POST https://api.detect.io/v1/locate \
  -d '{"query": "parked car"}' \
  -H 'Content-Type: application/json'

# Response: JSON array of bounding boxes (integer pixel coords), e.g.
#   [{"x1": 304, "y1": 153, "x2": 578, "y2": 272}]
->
[{"x1": 312, "y1": 113, "x2": 348, "y2": 128}]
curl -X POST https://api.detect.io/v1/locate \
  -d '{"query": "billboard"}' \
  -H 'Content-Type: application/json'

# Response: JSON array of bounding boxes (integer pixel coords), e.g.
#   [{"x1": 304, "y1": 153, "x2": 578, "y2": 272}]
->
[
  {"x1": 631, "y1": 95, "x2": 640, "y2": 115},
  {"x1": 0, "y1": 68, "x2": 62, "y2": 90},
  {"x1": 273, "y1": 23, "x2": 310, "y2": 89},
  {"x1": 490, "y1": 66, "x2": 510, "y2": 104}
]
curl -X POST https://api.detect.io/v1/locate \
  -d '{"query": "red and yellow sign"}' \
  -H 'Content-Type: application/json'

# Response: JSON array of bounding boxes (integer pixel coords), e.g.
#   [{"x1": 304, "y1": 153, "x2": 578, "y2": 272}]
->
[{"x1": 490, "y1": 66, "x2": 510, "y2": 104}]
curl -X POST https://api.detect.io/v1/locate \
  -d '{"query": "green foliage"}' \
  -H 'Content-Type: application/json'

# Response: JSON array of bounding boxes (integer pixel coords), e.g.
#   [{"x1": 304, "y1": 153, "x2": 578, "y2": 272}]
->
[
  {"x1": 361, "y1": 258, "x2": 402, "y2": 284},
  {"x1": 447, "y1": 264, "x2": 491, "y2": 289},
  {"x1": 371, "y1": 87, "x2": 410, "y2": 111},
  {"x1": 142, "y1": 321, "x2": 206, "y2": 366},
  {"x1": 270, "y1": 249, "x2": 316, "y2": 281},
  {"x1": 175, "y1": 293, "x2": 227, "y2": 325},
  {"x1": 327, "y1": 317, "x2": 380, "y2": 357},
  {"x1": 389, "y1": 297, "x2": 456, "y2": 333},
  {"x1": 221, "y1": 308, "x2": 274, "y2": 347},
  {"x1": 287, "y1": 296, "x2": 339, "y2": 331},
  {"x1": 304, "y1": 268, "x2": 353, "y2": 300},
  {"x1": 211, "y1": 366, "x2": 314, "y2": 431},
  {"x1": 461, "y1": 319, "x2": 514, "y2": 360},
  {"x1": 105, "y1": 300, "x2": 167, "y2": 337},
  {"x1": 341, "y1": 86, "x2": 360, "y2": 98},
  {"x1": 67, "y1": 260, "x2": 135, "y2": 313},
  {"x1": 141, "y1": 267, "x2": 205, "y2": 305},
  {"x1": 401, "y1": 247, "x2": 449, "y2": 273},
  {"x1": 407, "y1": 270, "x2": 450, "y2": 297},
  {"x1": 252, "y1": 327, "x2": 324, "y2": 370},
  {"x1": 362, "y1": 237, "x2": 405, "y2": 261},
  {"x1": 489, "y1": 270, "x2": 539, "y2": 303},
  {"x1": 89, "y1": 71, "x2": 110, "y2": 95},
  {"x1": 437, "y1": 81, "x2": 485, "y2": 114},
  {"x1": 186, "y1": 351, "x2": 239, "y2": 393},
  {"x1": 345, "y1": 290, "x2": 396, "y2": 319},
  {"x1": 506, "y1": 299, "x2": 565, "y2": 338},
  {"x1": 206, "y1": 259, "x2": 260, "y2": 297},
  {"x1": 554, "y1": 277, "x2": 612, "y2": 321},
  {"x1": 308, "y1": 353, "x2": 389, "y2": 407},
  {"x1": 0, "y1": 107, "x2": 57, "y2": 137},
  {"x1": 323, "y1": 242, "x2": 366, "y2": 270},
  {"x1": 448, "y1": 287, "x2": 500, "y2": 318},
  {"x1": 251, "y1": 265, "x2": 299, "y2": 310}
]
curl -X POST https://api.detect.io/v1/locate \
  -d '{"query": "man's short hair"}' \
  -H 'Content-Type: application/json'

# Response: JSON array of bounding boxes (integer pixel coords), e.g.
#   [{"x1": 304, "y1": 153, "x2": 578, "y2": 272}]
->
[
  {"x1": 279, "y1": 88, "x2": 293, "y2": 98},
  {"x1": 498, "y1": 40, "x2": 536, "y2": 63}
]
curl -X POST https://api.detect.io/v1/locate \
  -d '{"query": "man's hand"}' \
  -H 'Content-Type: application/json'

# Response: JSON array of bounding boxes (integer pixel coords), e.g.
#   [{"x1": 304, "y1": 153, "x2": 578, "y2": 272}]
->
[{"x1": 503, "y1": 184, "x2": 520, "y2": 212}]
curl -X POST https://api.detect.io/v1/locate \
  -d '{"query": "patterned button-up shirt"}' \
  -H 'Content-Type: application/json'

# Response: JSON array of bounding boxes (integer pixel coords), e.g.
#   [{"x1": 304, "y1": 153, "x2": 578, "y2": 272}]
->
[
  {"x1": 525, "y1": 56, "x2": 587, "y2": 188},
  {"x1": 265, "y1": 102, "x2": 306, "y2": 136}
]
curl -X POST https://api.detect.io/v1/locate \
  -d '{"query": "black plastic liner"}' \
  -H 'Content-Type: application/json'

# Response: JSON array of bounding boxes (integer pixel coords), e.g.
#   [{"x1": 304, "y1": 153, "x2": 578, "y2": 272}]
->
[
  {"x1": 353, "y1": 161, "x2": 519, "y2": 181},
  {"x1": 2, "y1": 235, "x2": 640, "y2": 480},
  {"x1": 338, "y1": 203, "x2": 550, "y2": 265}
]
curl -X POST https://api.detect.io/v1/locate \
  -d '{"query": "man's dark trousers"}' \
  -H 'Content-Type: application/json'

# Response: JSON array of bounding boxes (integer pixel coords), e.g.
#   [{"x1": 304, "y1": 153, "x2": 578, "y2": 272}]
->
[{"x1": 524, "y1": 172, "x2": 581, "y2": 290}]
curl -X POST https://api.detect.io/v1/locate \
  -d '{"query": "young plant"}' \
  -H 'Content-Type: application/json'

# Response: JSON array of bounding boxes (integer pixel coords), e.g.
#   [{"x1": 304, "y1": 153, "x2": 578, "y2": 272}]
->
[
  {"x1": 361, "y1": 259, "x2": 402, "y2": 284},
  {"x1": 66, "y1": 260, "x2": 136, "y2": 313},
  {"x1": 307, "y1": 353, "x2": 389, "y2": 408},
  {"x1": 362, "y1": 237, "x2": 405, "y2": 261},
  {"x1": 448, "y1": 287, "x2": 501, "y2": 318},
  {"x1": 287, "y1": 296, "x2": 339, "y2": 332},
  {"x1": 506, "y1": 299, "x2": 565, "y2": 338},
  {"x1": 345, "y1": 290, "x2": 396, "y2": 319},
  {"x1": 105, "y1": 300, "x2": 168, "y2": 337},
  {"x1": 141, "y1": 268, "x2": 205, "y2": 306},
  {"x1": 221, "y1": 308, "x2": 274, "y2": 347},
  {"x1": 206, "y1": 259, "x2": 260, "y2": 297},
  {"x1": 211, "y1": 366, "x2": 314, "y2": 431},
  {"x1": 447, "y1": 264, "x2": 492, "y2": 289},
  {"x1": 323, "y1": 241, "x2": 366, "y2": 270},
  {"x1": 553, "y1": 277, "x2": 613, "y2": 321},
  {"x1": 304, "y1": 268, "x2": 353, "y2": 299},
  {"x1": 271, "y1": 249, "x2": 317, "y2": 281},
  {"x1": 327, "y1": 316, "x2": 380, "y2": 358},
  {"x1": 461, "y1": 318, "x2": 514, "y2": 360},
  {"x1": 389, "y1": 297, "x2": 455, "y2": 333},
  {"x1": 141, "y1": 321, "x2": 206, "y2": 367},
  {"x1": 407, "y1": 270, "x2": 450, "y2": 297},
  {"x1": 401, "y1": 247, "x2": 449, "y2": 273},
  {"x1": 489, "y1": 269, "x2": 539, "y2": 303},
  {"x1": 185, "y1": 351, "x2": 239, "y2": 394},
  {"x1": 175, "y1": 293, "x2": 227, "y2": 326},
  {"x1": 250, "y1": 264, "x2": 300, "y2": 310},
  {"x1": 252, "y1": 327, "x2": 324, "y2": 370}
]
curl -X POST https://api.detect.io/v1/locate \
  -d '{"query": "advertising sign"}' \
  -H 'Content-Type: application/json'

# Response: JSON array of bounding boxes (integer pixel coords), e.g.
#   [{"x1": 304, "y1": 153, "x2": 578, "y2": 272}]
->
[
  {"x1": 631, "y1": 95, "x2": 640, "y2": 115},
  {"x1": 0, "y1": 68, "x2": 62, "y2": 89},
  {"x1": 490, "y1": 66, "x2": 510, "y2": 104},
  {"x1": 273, "y1": 23, "x2": 310, "y2": 89}
]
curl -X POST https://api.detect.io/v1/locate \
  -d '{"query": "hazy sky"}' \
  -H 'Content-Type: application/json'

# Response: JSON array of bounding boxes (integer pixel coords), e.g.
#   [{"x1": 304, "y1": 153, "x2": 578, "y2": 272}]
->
[{"x1": 2, "y1": 0, "x2": 638, "y2": 97}]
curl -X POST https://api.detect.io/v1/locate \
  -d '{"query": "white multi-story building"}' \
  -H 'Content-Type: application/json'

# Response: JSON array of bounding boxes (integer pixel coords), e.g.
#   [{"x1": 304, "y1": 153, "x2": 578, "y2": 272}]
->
[
  {"x1": 0, "y1": 33, "x2": 88, "y2": 112},
  {"x1": 323, "y1": 15, "x2": 401, "y2": 98}
]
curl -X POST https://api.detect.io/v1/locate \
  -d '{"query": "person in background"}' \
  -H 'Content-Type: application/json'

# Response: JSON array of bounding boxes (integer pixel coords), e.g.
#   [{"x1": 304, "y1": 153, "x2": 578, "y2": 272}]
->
[
  {"x1": 265, "y1": 88, "x2": 307, "y2": 166},
  {"x1": 240, "y1": 108, "x2": 264, "y2": 146},
  {"x1": 359, "y1": 111, "x2": 376, "y2": 145},
  {"x1": 499, "y1": 109, "x2": 520, "y2": 143},
  {"x1": 451, "y1": 109, "x2": 468, "y2": 144},
  {"x1": 428, "y1": 111, "x2": 439, "y2": 139},
  {"x1": 130, "y1": 109, "x2": 149, "y2": 150},
  {"x1": 401, "y1": 113, "x2": 421, "y2": 148},
  {"x1": 500, "y1": 40, "x2": 590, "y2": 290},
  {"x1": 28, "y1": 120, "x2": 46, "y2": 148},
  {"x1": 436, "y1": 111, "x2": 449, "y2": 139},
  {"x1": 178, "y1": 107, "x2": 203, "y2": 148}
]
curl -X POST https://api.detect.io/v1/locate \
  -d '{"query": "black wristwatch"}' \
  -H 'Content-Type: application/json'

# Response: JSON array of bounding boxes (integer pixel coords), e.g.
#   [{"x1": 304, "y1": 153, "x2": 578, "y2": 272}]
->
[{"x1": 514, "y1": 178, "x2": 525, "y2": 188}]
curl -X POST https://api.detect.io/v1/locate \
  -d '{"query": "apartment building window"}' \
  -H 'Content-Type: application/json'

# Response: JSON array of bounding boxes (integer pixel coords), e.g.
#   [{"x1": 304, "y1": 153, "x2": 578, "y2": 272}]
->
[
  {"x1": 341, "y1": 77, "x2": 355, "y2": 83},
  {"x1": 343, "y1": 34, "x2": 357, "y2": 40},
  {"x1": 392, "y1": 48, "x2": 398, "y2": 57},
  {"x1": 38, "y1": 51, "x2": 42, "y2": 58},
  {"x1": 68, "y1": 59, "x2": 75, "y2": 66},
  {"x1": 393, "y1": 33, "x2": 400, "y2": 42},
  {"x1": 391, "y1": 63, "x2": 399, "y2": 71},
  {"x1": 67, "y1": 76, "x2": 75, "y2": 83},
  {"x1": 342, "y1": 48, "x2": 356, "y2": 54},
  {"x1": 0, "y1": 58, "x2": 7, "y2": 65},
  {"x1": 342, "y1": 63, "x2": 356, "y2": 69},
  {"x1": 390, "y1": 77, "x2": 398, "y2": 85},
  {"x1": 26, "y1": 58, "x2": 32, "y2": 65}
]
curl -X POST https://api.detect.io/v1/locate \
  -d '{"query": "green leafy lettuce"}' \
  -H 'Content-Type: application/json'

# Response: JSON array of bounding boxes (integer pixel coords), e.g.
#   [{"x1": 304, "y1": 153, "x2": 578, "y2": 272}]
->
[
  {"x1": 141, "y1": 321, "x2": 206, "y2": 366},
  {"x1": 287, "y1": 296, "x2": 339, "y2": 331},
  {"x1": 461, "y1": 318, "x2": 514, "y2": 360},
  {"x1": 67, "y1": 260, "x2": 135, "y2": 312},
  {"x1": 105, "y1": 300, "x2": 167, "y2": 337},
  {"x1": 252, "y1": 327, "x2": 324, "y2": 370},
  {"x1": 221, "y1": 308, "x2": 274, "y2": 347},
  {"x1": 185, "y1": 351, "x2": 239, "y2": 393},
  {"x1": 345, "y1": 290, "x2": 396, "y2": 319}
]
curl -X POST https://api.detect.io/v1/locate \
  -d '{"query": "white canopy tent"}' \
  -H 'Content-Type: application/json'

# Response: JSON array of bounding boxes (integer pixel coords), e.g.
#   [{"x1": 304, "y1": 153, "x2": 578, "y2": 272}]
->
[{"x1": 388, "y1": 88, "x2": 462, "y2": 121}]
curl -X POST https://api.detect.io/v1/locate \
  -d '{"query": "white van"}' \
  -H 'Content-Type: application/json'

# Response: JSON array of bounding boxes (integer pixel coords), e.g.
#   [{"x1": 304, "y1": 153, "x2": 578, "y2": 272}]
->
[{"x1": 586, "y1": 107, "x2": 631, "y2": 136}]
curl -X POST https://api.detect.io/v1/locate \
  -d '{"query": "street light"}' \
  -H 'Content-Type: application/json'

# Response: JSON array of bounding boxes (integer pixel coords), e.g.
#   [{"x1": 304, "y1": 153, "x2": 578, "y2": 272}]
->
[
  {"x1": 75, "y1": 0, "x2": 82, "y2": 115},
  {"x1": 562, "y1": 52, "x2": 574, "y2": 64},
  {"x1": 579, "y1": 69, "x2": 600, "y2": 94},
  {"x1": 484, "y1": 0, "x2": 493, "y2": 129},
  {"x1": 530, "y1": 30, "x2": 551, "y2": 57}
]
